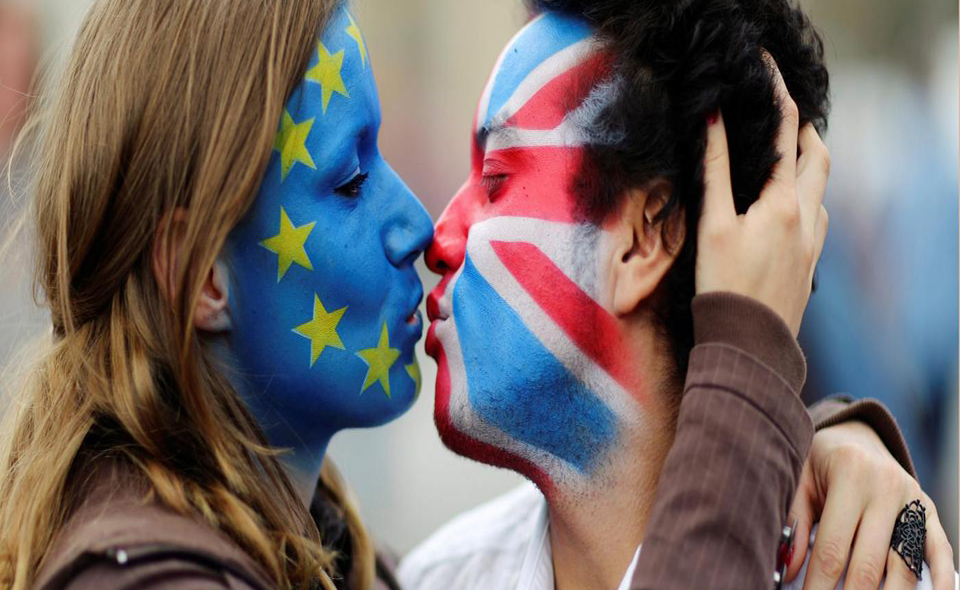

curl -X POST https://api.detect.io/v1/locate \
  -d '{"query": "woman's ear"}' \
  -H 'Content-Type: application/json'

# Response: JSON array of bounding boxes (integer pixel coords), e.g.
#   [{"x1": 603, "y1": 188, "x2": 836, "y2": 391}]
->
[
  {"x1": 152, "y1": 209, "x2": 233, "y2": 333},
  {"x1": 195, "y1": 260, "x2": 232, "y2": 333},
  {"x1": 608, "y1": 182, "x2": 684, "y2": 316}
]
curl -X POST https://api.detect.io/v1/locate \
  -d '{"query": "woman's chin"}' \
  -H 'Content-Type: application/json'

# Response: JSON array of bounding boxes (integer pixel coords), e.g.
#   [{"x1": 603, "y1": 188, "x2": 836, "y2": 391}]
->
[{"x1": 352, "y1": 382, "x2": 419, "y2": 429}]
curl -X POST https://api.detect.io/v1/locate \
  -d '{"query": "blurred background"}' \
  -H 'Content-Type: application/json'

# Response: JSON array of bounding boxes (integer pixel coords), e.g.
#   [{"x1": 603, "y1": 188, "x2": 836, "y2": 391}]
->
[{"x1": 1, "y1": 0, "x2": 957, "y2": 564}]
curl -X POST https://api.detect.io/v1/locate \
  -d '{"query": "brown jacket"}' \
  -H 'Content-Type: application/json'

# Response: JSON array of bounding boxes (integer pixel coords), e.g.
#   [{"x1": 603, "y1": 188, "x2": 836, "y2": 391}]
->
[{"x1": 31, "y1": 293, "x2": 915, "y2": 590}]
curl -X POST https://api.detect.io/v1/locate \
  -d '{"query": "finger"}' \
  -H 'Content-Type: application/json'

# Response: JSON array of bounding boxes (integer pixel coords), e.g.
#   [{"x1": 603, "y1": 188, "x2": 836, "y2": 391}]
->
[
  {"x1": 921, "y1": 496, "x2": 955, "y2": 590},
  {"x1": 813, "y1": 204, "x2": 829, "y2": 264},
  {"x1": 787, "y1": 462, "x2": 819, "y2": 582},
  {"x1": 802, "y1": 484, "x2": 863, "y2": 590},
  {"x1": 763, "y1": 51, "x2": 800, "y2": 188},
  {"x1": 886, "y1": 546, "x2": 922, "y2": 590},
  {"x1": 841, "y1": 501, "x2": 898, "y2": 590},
  {"x1": 797, "y1": 123, "x2": 830, "y2": 231},
  {"x1": 701, "y1": 110, "x2": 736, "y2": 223}
]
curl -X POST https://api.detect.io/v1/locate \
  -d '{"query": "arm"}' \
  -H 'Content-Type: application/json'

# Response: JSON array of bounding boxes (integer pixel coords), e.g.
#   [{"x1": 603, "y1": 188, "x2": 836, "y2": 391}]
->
[
  {"x1": 808, "y1": 396, "x2": 916, "y2": 478},
  {"x1": 631, "y1": 57, "x2": 828, "y2": 590},
  {"x1": 628, "y1": 292, "x2": 813, "y2": 590}
]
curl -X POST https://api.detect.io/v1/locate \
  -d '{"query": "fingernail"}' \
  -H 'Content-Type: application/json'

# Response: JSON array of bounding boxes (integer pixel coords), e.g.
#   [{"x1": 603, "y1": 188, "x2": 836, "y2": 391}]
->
[
  {"x1": 707, "y1": 110, "x2": 719, "y2": 125},
  {"x1": 786, "y1": 543, "x2": 796, "y2": 569}
]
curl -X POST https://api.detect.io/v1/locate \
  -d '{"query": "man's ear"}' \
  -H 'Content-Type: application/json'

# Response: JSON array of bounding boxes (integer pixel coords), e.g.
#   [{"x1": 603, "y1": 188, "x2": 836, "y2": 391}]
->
[
  {"x1": 152, "y1": 209, "x2": 233, "y2": 333},
  {"x1": 608, "y1": 182, "x2": 684, "y2": 316}
]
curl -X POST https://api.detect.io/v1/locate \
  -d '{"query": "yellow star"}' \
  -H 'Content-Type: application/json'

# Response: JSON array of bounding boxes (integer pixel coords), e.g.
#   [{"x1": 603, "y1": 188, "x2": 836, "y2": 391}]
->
[
  {"x1": 405, "y1": 360, "x2": 421, "y2": 397},
  {"x1": 293, "y1": 294, "x2": 347, "y2": 366},
  {"x1": 345, "y1": 13, "x2": 367, "y2": 68},
  {"x1": 273, "y1": 110, "x2": 316, "y2": 181},
  {"x1": 260, "y1": 207, "x2": 315, "y2": 281},
  {"x1": 305, "y1": 42, "x2": 349, "y2": 114},
  {"x1": 356, "y1": 323, "x2": 400, "y2": 398}
]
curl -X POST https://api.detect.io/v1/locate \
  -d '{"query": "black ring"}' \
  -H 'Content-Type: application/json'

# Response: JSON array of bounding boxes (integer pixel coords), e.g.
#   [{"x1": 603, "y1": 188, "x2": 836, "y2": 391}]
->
[{"x1": 890, "y1": 499, "x2": 926, "y2": 581}]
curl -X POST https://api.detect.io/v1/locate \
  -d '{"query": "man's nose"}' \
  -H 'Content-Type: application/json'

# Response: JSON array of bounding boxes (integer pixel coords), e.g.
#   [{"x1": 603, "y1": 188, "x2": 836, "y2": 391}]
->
[{"x1": 426, "y1": 181, "x2": 474, "y2": 276}]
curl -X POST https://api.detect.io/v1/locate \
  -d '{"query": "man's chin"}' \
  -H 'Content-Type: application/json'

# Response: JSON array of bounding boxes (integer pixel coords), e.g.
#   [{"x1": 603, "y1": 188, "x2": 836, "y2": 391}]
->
[{"x1": 429, "y1": 342, "x2": 557, "y2": 495}]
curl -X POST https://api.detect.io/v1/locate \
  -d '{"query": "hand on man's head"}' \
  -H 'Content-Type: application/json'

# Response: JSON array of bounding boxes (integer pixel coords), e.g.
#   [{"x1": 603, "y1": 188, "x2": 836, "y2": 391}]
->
[{"x1": 695, "y1": 56, "x2": 830, "y2": 337}]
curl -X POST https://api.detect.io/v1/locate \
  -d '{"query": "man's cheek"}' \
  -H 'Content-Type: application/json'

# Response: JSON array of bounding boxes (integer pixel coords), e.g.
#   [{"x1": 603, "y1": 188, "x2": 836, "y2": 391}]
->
[{"x1": 450, "y1": 240, "x2": 620, "y2": 475}]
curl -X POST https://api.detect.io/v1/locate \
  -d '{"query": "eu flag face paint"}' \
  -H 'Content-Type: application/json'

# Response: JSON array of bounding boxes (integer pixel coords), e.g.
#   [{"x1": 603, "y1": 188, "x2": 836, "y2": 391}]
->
[
  {"x1": 426, "y1": 13, "x2": 646, "y2": 494},
  {"x1": 225, "y1": 6, "x2": 433, "y2": 466}
]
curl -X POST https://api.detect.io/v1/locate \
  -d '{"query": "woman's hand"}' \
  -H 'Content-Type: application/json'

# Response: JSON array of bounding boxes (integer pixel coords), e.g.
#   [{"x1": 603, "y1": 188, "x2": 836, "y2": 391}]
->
[
  {"x1": 786, "y1": 421, "x2": 955, "y2": 590},
  {"x1": 696, "y1": 56, "x2": 829, "y2": 336}
]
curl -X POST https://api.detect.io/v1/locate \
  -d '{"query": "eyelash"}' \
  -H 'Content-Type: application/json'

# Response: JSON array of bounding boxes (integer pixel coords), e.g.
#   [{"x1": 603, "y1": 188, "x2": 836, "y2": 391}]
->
[
  {"x1": 480, "y1": 173, "x2": 508, "y2": 201},
  {"x1": 334, "y1": 171, "x2": 369, "y2": 198}
]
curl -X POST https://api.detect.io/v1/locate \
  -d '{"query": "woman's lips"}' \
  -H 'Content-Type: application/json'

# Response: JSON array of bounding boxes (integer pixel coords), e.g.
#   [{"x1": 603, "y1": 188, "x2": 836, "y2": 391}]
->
[{"x1": 405, "y1": 284, "x2": 425, "y2": 326}]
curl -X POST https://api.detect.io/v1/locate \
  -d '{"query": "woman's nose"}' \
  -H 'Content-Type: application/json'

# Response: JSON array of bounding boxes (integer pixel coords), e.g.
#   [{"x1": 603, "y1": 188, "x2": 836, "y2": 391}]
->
[
  {"x1": 425, "y1": 181, "x2": 474, "y2": 276},
  {"x1": 382, "y1": 167, "x2": 434, "y2": 267}
]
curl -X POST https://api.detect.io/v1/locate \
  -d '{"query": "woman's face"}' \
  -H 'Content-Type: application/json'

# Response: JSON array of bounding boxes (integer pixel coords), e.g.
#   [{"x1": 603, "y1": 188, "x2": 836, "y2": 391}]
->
[{"x1": 225, "y1": 6, "x2": 432, "y2": 456}]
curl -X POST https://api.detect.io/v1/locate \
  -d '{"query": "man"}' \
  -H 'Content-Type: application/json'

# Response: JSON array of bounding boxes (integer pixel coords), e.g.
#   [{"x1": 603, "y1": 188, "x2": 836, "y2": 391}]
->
[{"x1": 399, "y1": 2, "x2": 953, "y2": 589}]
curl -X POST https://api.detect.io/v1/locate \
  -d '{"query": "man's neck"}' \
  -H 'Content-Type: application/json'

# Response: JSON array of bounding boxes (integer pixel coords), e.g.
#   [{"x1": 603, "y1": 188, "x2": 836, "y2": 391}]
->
[{"x1": 547, "y1": 402, "x2": 676, "y2": 590}]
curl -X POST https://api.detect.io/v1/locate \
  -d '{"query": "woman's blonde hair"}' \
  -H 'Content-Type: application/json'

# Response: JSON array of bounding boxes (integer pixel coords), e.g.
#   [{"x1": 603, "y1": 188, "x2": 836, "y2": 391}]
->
[{"x1": 0, "y1": 1, "x2": 377, "y2": 588}]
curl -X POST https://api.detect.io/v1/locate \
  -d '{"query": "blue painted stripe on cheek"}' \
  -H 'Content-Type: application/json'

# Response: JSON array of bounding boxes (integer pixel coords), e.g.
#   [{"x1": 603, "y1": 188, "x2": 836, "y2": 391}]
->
[{"x1": 453, "y1": 255, "x2": 618, "y2": 473}]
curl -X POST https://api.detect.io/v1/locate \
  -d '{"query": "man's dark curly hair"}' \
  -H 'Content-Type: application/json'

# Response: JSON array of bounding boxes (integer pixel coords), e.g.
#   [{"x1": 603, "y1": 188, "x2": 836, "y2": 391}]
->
[{"x1": 526, "y1": 0, "x2": 830, "y2": 379}]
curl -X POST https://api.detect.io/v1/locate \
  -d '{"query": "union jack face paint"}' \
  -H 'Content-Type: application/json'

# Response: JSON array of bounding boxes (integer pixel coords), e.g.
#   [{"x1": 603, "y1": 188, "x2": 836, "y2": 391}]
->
[{"x1": 426, "y1": 12, "x2": 647, "y2": 494}]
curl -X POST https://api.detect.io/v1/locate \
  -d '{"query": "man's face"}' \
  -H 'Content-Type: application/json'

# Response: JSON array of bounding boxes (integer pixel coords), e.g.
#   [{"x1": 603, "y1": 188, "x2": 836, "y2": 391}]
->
[
  {"x1": 225, "y1": 6, "x2": 433, "y2": 462},
  {"x1": 425, "y1": 12, "x2": 645, "y2": 493}
]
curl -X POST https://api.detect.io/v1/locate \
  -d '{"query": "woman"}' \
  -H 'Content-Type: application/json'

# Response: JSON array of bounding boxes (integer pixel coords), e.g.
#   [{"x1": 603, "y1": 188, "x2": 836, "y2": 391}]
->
[{"x1": 0, "y1": 1, "x2": 947, "y2": 590}]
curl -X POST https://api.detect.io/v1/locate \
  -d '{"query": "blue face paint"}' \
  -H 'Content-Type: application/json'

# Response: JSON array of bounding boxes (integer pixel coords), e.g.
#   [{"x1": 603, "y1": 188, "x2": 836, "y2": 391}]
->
[
  {"x1": 454, "y1": 254, "x2": 618, "y2": 473},
  {"x1": 224, "y1": 6, "x2": 433, "y2": 475}
]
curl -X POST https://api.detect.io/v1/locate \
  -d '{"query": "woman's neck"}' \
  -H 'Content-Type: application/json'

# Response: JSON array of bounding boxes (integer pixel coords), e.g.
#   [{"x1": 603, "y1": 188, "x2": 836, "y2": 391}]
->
[
  {"x1": 547, "y1": 400, "x2": 677, "y2": 590},
  {"x1": 210, "y1": 335, "x2": 335, "y2": 508},
  {"x1": 281, "y1": 444, "x2": 330, "y2": 507}
]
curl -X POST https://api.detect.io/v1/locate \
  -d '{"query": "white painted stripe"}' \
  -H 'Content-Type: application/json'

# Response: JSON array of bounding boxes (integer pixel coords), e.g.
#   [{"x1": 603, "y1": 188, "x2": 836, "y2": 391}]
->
[
  {"x1": 492, "y1": 38, "x2": 597, "y2": 125},
  {"x1": 485, "y1": 119, "x2": 585, "y2": 151},
  {"x1": 464, "y1": 223, "x2": 642, "y2": 426}
]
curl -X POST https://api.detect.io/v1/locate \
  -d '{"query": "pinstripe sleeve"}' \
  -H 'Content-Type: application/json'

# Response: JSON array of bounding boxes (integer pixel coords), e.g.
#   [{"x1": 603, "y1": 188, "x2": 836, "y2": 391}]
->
[{"x1": 629, "y1": 292, "x2": 814, "y2": 590}]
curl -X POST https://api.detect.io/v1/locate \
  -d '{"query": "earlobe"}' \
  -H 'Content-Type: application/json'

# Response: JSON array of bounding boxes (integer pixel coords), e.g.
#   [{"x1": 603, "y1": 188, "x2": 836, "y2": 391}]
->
[
  {"x1": 609, "y1": 184, "x2": 682, "y2": 316},
  {"x1": 195, "y1": 259, "x2": 233, "y2": 333}
]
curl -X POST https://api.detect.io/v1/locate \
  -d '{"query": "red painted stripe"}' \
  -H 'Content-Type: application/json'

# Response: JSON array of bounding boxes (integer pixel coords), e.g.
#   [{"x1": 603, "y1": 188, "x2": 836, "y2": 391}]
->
[
  {"x1": 483, "y1": 146, "x2": 583, "y2": 223},
  {"x1": 504, "y1": 53, "x2": 610, "y2": 131},
  {"x1": 490, "y1": 240, "x2": 644, "y2": 402}
]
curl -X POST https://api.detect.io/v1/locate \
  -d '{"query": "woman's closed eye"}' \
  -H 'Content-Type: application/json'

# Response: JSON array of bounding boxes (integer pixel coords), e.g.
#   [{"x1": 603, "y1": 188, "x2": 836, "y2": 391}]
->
[{"x1": 334, "y1": 171, "x2": 369, "y2": 198}]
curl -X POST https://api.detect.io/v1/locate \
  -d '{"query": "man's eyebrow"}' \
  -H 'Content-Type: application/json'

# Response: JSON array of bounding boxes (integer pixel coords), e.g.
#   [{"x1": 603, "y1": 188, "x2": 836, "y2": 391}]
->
[
  {"x1": 475, "y1": 121, "x2": 498, "y2": 151},
  {"x1": 475, "y1": 120, "x2": 518, "y2": 152}
]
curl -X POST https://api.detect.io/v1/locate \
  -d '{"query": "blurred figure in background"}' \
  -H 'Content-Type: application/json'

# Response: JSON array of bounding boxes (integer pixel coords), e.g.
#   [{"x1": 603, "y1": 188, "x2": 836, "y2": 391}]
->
[
  {"x1": 0, "y1": 1, "x2": 42, "y2": 368},
  {"x1": 0, "y1": 2, "x2": 36, "y2": 157}
]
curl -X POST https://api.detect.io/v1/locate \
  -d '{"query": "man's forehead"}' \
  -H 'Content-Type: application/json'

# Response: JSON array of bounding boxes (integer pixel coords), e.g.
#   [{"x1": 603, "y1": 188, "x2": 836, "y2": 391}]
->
[{"x1": 476, "y1": 11, "x2": 606, "y2": 147}]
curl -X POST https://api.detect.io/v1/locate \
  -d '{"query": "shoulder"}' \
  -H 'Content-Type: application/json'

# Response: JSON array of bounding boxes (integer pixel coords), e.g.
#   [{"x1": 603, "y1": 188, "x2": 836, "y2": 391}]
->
[
  {"x1": 33, "y1": 464, "x2": 271, "y2": 590},
  {"x1": 397, "y1": 483, "x2": 544, "y2": 590}
]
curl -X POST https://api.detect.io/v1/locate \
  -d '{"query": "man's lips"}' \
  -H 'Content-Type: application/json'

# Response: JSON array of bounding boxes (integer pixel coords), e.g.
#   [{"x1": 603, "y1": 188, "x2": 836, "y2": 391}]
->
[
  {"x1": 427, "y1": 275, "x2": 453, "y2": 322},
  {"x1": 426, "y1": 292, "x2": 443, "y2": 322}
]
